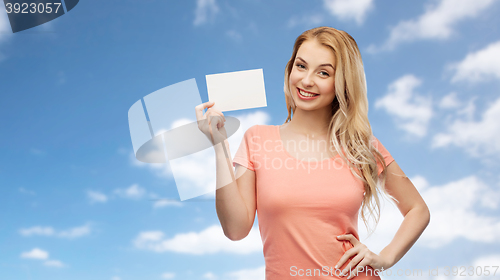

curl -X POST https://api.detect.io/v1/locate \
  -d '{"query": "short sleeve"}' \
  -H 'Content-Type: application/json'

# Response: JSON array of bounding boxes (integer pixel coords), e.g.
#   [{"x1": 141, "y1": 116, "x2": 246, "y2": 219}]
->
[
  {"x1": 232, "y1": 125, "x2": 258, "y2": 171},
  {"x1": 371, "y1": 136, "x2": 395, "y2": 176}
]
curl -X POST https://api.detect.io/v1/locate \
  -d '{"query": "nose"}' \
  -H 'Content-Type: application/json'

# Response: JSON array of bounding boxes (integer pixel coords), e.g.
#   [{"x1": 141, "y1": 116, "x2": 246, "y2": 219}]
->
[{"x1": 302, "y1": 71, "x2": 315, "y2": 88}]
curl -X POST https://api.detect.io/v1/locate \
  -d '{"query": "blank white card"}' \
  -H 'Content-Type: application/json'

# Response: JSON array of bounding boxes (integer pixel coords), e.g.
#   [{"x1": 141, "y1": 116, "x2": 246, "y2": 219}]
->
[{"x1": 206, "y1": 69, "x2": 267, "y2": 112}]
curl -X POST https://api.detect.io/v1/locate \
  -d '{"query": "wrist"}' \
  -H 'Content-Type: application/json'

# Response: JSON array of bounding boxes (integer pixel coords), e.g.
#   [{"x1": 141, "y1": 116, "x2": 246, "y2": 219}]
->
[
  {"x1": 214, "y1": 140, "x2": 231, "y2": 158},
  {"x1": 378, "y1": 250, "x2": 397, "y2": 269}
]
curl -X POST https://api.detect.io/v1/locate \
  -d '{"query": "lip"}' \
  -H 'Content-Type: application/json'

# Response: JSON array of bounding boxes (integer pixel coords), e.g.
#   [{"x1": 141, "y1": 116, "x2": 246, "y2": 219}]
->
[{"x1": 296, "y1": 87, "x2": 320, "y2": 100}]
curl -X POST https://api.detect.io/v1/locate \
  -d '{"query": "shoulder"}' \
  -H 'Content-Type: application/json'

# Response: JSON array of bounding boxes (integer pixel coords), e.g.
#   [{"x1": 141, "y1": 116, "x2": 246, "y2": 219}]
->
[
  {"x1": 370, "y1": 135, "x2": 383, "y2": 153},
  {"x1": 370, "y1": 135, "x2": 394, "y2": 161},
  {"x1": 243, "y1": 124, "x2": 276, "y2": 137},
  {"x1": 370, "y1": 135, "x2": 387, "y2": 151}
]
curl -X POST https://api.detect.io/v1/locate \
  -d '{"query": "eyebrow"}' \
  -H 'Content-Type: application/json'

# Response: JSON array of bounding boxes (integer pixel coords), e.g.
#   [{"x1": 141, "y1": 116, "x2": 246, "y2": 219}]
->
[{"x1": 296, "y1": 57, "x2": 334, "y2": 69}]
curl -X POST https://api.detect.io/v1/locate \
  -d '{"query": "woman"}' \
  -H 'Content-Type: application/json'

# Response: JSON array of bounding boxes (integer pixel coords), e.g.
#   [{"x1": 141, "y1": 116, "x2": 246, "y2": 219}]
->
[{"x1": 195, "y1": 26, "x2": 430, "y2": 279}]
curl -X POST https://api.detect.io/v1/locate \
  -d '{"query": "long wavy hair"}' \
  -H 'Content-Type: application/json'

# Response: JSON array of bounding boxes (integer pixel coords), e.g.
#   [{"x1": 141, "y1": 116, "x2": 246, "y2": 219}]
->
[{"x1": 284, "y1": 26, "x2": 391, "y2": 234}]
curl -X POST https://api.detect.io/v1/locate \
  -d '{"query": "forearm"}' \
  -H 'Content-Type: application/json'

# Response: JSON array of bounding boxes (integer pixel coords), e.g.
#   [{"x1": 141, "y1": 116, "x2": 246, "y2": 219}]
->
[
  {"x1": 214, "y1": 141, "x2": 251, "y2": 240},
  {"x1": 379, "y1": 205, "x2": 430, "y2": 268}
]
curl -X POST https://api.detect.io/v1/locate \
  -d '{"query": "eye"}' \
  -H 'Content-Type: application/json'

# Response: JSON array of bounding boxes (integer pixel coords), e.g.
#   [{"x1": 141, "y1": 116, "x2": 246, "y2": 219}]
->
[
  {"x1": 319, "y1": 71, "x2": 330, "y2": 77},
  {"x1": 295, "y1": 63, "x2": 306, "y2": 69}
]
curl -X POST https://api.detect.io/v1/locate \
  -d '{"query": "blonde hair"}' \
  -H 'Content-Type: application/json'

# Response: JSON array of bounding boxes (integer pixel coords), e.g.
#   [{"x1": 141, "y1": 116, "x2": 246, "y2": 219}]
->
[{"x1": 284, "y1": 26, "x2": 390, "y2": 234}]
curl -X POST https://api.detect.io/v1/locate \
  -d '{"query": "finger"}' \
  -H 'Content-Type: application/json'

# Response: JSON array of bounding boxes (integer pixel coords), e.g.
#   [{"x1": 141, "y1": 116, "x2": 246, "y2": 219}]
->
[
  {"x1": 209, "y1": 111, "x2": 226, "y2": 122},
  {"x1": 209, "y1": 116, "x2": 224, "y2": 144},
  {"x1": 208, "y1": 120, "x2": 214, "y2": 143},
  {"x1": 335, "y1": 247, "x2": 358, "y2": 270},
  {"x1": 337, "y1": 234, "x2": 359, "y2": 245},
  {"x1": 336, "y1": 234, "x2": 354, "y2": 241},
  {"x1": 204, "y1": 107, "x2": 226, "y2": 122},
  {"x1": 341, "y1": 255, "x2": 363, "y2": 277},
  {"x1": 217, "y1": 116, "x2": 225, "y2": 129},
  {"x1": 209, "y1": 115, "x2": 222, "y2": 129},
  {"x1": 203, "y1": 112, "x2": 220, "y2": 126},
  {"x1": 208, "y1": 115, "x2": 224, "y2": 128},
  {"x1": 347, "y1": 259, "x2": 370, "y2": 279},
  {"x1": 202, "y1": 109, "x2": 210, "y2": 120},
  {"x1": 219, "y1": 124, "x2": 227, "y2": 136},
  {"x1": 206, "y1": 108, "x2": 226, "y2": 122},
  {"x1": 195, "y1": 101, "x2": 215, "y2": 120}
]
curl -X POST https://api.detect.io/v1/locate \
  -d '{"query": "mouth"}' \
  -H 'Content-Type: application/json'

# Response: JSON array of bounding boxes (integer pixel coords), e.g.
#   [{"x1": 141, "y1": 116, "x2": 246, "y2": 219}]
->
[{"x1": 297, "y1": 87, "x2": 319, "y2": 99}]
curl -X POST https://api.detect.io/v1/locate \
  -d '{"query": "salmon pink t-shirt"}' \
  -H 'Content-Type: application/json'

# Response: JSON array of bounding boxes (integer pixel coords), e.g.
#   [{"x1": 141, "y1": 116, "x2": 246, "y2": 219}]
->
[{"x1": 232, "y1": 125, "x2": 394, "y2": 280}]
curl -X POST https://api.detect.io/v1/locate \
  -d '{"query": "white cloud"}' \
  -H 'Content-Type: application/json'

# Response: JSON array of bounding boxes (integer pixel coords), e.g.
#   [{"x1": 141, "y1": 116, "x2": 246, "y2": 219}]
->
[
  {"x1": 88, "y1": 183, "x2": 179, "y2": 208},
  {"x1": 450, "y1": 40, "x2": 500, "y2": 83},
  {"x1": 201, "y1": 266, "x2": 266, "y2": 280},
  {"x1": 203, "y1": 272, "x2": 217, "y2": 279},
  {"x1": 360, "y1": 175, "x2": 500, "y2": 252},
  {"x1": 472, "y1": 254, "x2": 500, "y2": 268},
  {"x1": 114, "y1": 184, "x2": 146, "y2": 199},
  {"x1": 439, "y1": 92, "x2": 461, "y2": 109},
  {"x1": 419, "y1": 176, "x2": 500, "y2": 247},
  {"x1": 20, "y1": 248, "x2": 49, "y2": 260},
  {"x1": 225, "y1": 266, "x2": 266, "y2": 280},
  {"x1": 153, "y1": 199, "x2": 183, "y2": 208},
  {"x1": 323, "y1": 0, "x2": 374, "y2": 25},
  {"x1": 161, "y1": 272, "x2": 176, "y2": 279},
  {"x1": 375, "y1": 75, "x2": 433, "y2": 137},
  {"x1": 466, "y1": 255, "x2": 500, "y2": 279},
  {"x1": 44, "y1": 260, "x2": 64, "y2": 267},
  {"x1": 149, "y1": 192, "x2": 183, "y2": 208},
  {"x1": 19, "y1": 223, "x2": 91, "y2": 239},
  {"x1": 133, "y1": 225, "x2": 262, "y2": 255},
  {"x1": 369, "y1": 0, "x2": 496, "y2": 52},
  {"x1": 21, "y1": 248, "x2": 65, "y2": 268},
  {"x1": 433, "y1": 96, "x2": 500, "y2": 157},
  {"x1": 441, "y1": 96, "x2": 476, "y2": 121},
  {"x1": 57, "y1": 224, "x2": 91, "y2": 239},
  {"x1": 19, "y1": 226, "x2": 55, "y2": 236},
  {"x1": 432, "y1": 254, "x2": 500, "y2": 279},
  {"x1": 129, "y1": 149, "x2": 170, "y2": 177},
  {"x1": 87, "y1": 190, "x2": 108, "y2": 203},
  {"x1": 193, "y1": 0, "x2": 219, "y2": 26}
]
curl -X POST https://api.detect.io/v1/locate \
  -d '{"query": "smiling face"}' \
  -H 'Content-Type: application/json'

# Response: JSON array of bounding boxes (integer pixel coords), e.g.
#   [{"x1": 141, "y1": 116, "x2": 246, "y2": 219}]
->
[{"x1": 288, "y1": 39, "x2": 337, "y2": 113}]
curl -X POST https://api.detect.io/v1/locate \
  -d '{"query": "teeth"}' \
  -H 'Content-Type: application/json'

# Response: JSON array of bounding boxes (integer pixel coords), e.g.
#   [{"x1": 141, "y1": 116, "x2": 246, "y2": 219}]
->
[{"x1": 299, "y1": 89, "x2": 317, "y2": 97}]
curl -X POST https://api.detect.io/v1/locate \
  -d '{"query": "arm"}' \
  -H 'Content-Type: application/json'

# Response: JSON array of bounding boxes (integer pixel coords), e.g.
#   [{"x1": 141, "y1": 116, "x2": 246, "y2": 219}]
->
[
  {"x1": 335, "y1": 160, "x2": 430, "y2": 278},
  {"x1": 195, "y1": 101, "x2": 257, "y2": 241},
  {"x1": 215, "y1": 154, "x2": 257, "y2": 241},
  {"x1": 377, "y1": 160, "x2": 431, "y2": 267}
]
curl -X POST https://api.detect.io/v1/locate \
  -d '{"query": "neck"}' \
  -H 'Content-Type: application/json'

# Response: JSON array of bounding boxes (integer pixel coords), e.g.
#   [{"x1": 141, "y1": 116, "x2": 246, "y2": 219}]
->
[{"x1": 287, "y1": 106, "x2": 333, "y2": 137}]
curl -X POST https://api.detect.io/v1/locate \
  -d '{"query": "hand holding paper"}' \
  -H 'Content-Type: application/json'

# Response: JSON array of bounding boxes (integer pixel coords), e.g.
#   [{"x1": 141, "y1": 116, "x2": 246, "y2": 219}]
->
[
  {"x1": 128, "y1": 69, "x2": 267, "y2": 200},
  {"x1": 206, "y1": 69, "x2": 267, "y2": 112}
]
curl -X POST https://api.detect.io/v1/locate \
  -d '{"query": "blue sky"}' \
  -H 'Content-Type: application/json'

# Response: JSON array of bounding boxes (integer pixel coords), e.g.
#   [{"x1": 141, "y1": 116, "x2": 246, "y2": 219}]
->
[{"x1": 1, "y1": 0, "x2": 500, "y2": 279}]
